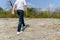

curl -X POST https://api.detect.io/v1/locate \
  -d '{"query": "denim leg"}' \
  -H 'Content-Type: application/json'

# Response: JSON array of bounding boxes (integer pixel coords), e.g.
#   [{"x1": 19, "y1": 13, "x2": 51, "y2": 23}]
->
[
  {"x1": 22, "y1": 11, "x2": 25, "y2": 26},
  {"x1": 22, "y1": 18, "x2": 25, "y2": 26},
  {"x1": 17, "y1": 10, "x2": 24, "y2": 32}
]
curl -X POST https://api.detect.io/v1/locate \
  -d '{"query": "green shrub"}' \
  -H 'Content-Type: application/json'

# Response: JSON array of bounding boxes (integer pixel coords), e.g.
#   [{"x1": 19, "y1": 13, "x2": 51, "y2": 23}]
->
[{"x1": 0, "y1": 8, "x2": 60, "y2": 18}]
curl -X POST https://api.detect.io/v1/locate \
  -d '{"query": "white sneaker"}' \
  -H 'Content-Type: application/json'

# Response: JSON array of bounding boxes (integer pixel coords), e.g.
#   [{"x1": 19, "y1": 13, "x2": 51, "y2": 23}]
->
[{"x1": 17, "y1": 31, "x2": 23, "y2": 35}]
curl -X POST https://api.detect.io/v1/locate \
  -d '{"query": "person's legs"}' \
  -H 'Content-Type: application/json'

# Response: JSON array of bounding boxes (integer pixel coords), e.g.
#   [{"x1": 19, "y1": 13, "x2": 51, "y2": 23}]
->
[
  {"x1": 22, "y1": 11, "x2": 25, "y2": 26},
  {"x1": 17, "y1": 10, "x2": 24, "y2": 32}
]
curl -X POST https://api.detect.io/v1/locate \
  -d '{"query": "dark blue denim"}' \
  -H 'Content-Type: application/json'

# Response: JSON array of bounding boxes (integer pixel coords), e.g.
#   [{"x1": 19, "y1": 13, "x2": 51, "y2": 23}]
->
[{"x1": 17, "y1": 10, "x2": 25, "y2": 32}]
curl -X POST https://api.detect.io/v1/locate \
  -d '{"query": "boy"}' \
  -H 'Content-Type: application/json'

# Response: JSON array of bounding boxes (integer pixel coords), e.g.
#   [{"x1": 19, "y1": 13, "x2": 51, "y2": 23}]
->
[{"x1": 12, "y1": 0, "x2": 28, "y2": 35}]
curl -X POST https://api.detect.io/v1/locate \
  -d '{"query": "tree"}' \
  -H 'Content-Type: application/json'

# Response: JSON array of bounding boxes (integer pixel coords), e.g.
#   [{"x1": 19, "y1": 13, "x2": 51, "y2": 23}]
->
[
  {"x1": 7, "y1": 0, "x2": 14, "y2": 9},
  {"x1": 0, "y1": 7, "x2": 3, "y2": 12}
]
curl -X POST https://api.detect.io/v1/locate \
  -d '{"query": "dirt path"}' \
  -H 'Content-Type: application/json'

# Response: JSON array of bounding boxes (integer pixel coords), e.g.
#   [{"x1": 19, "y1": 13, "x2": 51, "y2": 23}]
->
[{"x1": 0, "y1": 18, "x2": 60, "y2": 40}]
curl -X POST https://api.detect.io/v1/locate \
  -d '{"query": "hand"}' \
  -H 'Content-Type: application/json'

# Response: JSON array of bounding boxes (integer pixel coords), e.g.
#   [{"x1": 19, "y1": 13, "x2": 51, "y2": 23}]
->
[{"x1": 12, "y1": 10, "x2": 14, "y2": 15}]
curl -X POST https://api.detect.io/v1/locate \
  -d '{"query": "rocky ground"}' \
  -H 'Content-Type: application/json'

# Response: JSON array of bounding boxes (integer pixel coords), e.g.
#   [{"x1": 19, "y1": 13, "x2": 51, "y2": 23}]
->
[{"x1": 0, "y1": 18, "x2": 60, "y2": 40}]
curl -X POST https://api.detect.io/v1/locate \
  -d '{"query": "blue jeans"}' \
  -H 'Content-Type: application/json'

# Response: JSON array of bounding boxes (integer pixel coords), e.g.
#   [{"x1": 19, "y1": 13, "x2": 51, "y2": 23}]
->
[{"x1": 17, "y1": 10, "x2": 25, "y2": 32}]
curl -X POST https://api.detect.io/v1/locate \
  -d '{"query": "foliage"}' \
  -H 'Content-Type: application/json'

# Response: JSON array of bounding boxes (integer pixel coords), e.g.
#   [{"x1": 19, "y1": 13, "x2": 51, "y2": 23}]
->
[
  {"x1": 0, "y1": 7, "x2": 3, "y2": 12},
  {"x1": 0, "y1": 8, "x2": 60, "y2": 18}
]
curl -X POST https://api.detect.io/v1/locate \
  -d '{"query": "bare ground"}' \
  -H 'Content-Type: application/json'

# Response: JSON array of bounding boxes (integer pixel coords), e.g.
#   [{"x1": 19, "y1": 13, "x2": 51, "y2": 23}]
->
[{"x1": 0, "y1": 18, "x2": 60, "y2": 40}]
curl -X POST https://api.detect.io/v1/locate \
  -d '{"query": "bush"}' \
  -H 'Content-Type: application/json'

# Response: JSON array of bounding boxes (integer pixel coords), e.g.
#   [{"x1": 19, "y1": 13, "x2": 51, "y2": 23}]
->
[{"x1": 0, "y1": 8, "x2": 60, "y2": 18}]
